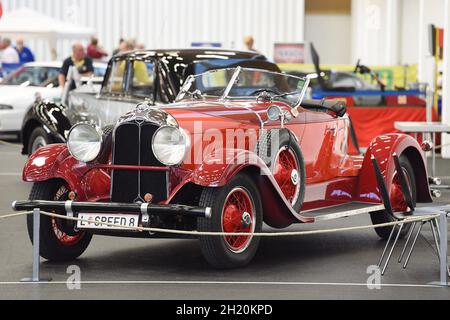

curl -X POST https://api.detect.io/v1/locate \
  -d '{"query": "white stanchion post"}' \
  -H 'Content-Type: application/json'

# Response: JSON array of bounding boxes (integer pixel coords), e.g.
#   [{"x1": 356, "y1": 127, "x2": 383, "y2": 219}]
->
[
  {"x1": 440, "y1": 211, "x2": 448, "y2": 286},
  {"x1": 32, "y1": 208, "x2": 40, "y2": 281},
  {"x1": 21, "y1": 208, "x2": 51, "y2": 283}
]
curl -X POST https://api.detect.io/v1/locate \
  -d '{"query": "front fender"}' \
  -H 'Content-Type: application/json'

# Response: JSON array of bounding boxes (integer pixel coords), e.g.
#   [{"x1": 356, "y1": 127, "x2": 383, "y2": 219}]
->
[
  {"x1": 23, "y1": 144, "x2": 93, "y2": 199},
  {"x1": 22, "y1": 101, "x2": 72, "y2": 154},
  {"x1": 185, "y1": 149, "x2": 313, "y2": 227},
  {"x1": 358, "y1": 134, "x2": 432, "y2": 204}
]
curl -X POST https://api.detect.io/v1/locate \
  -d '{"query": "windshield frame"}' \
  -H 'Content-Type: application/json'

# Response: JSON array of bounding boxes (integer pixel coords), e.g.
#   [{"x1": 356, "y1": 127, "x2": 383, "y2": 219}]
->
[{"x1": 176, "y1": 67, "x2": 310, "y2": 107}]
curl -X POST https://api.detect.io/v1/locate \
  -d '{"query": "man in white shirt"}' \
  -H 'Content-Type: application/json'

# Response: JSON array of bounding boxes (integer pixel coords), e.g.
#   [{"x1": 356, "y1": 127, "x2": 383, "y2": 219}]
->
[{"x1": 1, "y1": 38, "x2": 20, "y2": 64}]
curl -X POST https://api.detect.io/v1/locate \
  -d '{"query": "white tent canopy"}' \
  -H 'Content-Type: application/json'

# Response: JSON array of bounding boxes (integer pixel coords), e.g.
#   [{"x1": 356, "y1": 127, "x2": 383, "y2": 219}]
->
[
  {"x1": 0, "y1": 7, "x2": 95, "y2": 39},
  {"x1": 0, "y1": 7, "x2": 95, "y2": 60}
]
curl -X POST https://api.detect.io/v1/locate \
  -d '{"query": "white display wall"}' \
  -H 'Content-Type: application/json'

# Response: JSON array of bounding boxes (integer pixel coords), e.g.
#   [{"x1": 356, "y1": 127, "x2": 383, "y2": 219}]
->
[{"x1": 1, "y1": 0, "x2": 305, "y2": 61}]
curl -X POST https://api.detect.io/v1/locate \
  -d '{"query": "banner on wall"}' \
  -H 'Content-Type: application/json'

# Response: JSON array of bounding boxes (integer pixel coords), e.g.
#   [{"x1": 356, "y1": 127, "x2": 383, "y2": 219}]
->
[
  {"x1": 274, "y1": 43, "x2": 305, "y2": 64},
  {"x1": 0, "y1": 1, "x2": 3, "y2": 19}
]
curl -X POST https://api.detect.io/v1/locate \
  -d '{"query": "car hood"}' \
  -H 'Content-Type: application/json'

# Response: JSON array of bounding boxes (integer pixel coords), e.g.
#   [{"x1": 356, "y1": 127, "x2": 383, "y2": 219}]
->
[
  {"x1": 0, "y1": 85, "x2": 59, "y2": 104},
  {"x1": 161, "y1": 100, "x2": 272, "y2": 132}
]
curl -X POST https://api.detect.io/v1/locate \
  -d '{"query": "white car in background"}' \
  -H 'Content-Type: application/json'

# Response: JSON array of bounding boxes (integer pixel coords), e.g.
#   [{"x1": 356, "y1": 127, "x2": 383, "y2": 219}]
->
[{"x1": 0, "y1": 61, "x2": 106, "y2": 138}]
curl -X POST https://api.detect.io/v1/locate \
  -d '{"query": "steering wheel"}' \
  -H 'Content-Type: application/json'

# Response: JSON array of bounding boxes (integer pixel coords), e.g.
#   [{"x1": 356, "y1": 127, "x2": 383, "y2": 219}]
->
[{"x1": 250, "y1": 89, "x2": 282, "y2": 96}]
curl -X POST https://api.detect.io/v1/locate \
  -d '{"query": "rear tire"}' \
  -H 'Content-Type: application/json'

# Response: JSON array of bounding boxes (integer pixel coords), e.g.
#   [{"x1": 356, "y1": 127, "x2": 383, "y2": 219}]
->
[
  {"x1": 370, "y1": 156, "x2": 416, "y2": 240},
  {"x1": 27, "y1": 180, "x2": 92, "y2": 261},
  {"x1": 197, "y1": 174, "x2": 263, "y2": 269}
]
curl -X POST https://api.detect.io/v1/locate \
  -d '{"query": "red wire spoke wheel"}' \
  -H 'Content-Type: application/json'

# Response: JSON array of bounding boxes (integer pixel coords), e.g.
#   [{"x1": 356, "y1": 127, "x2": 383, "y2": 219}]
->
[
  {"x1": 27, "y1": 180, "x2": 92, "y2": 261},
  {"x1": 51, "y1": 184, "x2": 84, "y2": 246},
  {"x1": 256, "y1": 129, "x2": 306, "y2": 213},
  {"x1": 198, "y1": 174, "x2": 263, "y2": 268},
  {"x1": 51, "y1": 219, "x2": 84, "y2": 246},
  {"x1": 272, "y1": 147, "x2": 301, "y2": 205},
  {"x1": 221, "y1": 187, "x2": 256, "y2": 253}
]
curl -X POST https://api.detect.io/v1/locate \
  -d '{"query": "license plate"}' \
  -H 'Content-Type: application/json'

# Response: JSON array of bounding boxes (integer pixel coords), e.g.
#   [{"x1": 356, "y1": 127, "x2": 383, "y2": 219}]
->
[{"x1": 77, "y1": 213, "x2": 139, "y2": 230}]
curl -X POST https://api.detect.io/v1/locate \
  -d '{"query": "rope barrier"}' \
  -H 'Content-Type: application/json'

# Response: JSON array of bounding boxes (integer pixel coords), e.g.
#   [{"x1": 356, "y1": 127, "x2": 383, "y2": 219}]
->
[{"x1": 0, "y1": 209, "x2": 440, "y2": 237}]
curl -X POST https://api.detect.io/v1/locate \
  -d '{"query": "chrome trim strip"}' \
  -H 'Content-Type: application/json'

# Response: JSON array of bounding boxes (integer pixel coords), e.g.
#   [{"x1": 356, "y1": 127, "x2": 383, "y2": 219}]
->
[{"x1": 314, "y1": 204, "x2": 385, "y2": 222}]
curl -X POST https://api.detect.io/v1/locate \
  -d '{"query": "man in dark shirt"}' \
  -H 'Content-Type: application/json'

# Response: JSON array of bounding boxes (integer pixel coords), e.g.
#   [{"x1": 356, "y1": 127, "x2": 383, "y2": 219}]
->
[{"x1": 59, "y1": 42, "x2": 94, "y2": 91}]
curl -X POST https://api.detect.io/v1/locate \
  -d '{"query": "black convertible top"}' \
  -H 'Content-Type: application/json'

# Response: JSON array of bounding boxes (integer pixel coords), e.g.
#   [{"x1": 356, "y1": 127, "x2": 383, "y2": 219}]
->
[{"x1": 114, "y1": 48, "x2": 268, "y2": 63}]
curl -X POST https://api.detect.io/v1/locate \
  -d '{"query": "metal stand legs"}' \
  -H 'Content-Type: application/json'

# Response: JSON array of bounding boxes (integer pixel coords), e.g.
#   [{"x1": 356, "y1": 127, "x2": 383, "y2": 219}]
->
[
  {"x1": 20, "y1": 208, "x2": 51, "y2": 283},
  {"x1": 378, "y1": 213, "x2": 449, "y2": 286},
  {"x1": 378, "y1": 223, "x2": 404, "y2": 275}
]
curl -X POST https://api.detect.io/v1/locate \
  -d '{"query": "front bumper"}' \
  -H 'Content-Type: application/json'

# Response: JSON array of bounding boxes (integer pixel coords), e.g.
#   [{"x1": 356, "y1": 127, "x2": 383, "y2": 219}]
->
[{"x1": 12, "y1": 200, "x2": 212, "y2": 225}]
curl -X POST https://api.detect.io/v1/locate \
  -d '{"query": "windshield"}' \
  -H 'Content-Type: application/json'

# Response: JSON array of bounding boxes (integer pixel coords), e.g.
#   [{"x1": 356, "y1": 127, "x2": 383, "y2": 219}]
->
[
  {"x1": 102, "y1": 58, "x2": 155, "y2": 98},
  {"x1": 176, "y1": 67, "x2": 309, "y2": 106},
  {"x1": 1, "y1": 66, "x2": 60, "y2": 87}
]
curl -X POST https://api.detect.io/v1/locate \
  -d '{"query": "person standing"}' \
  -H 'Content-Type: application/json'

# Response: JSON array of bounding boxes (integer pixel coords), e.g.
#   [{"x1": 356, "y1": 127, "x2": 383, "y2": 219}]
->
[
  {"x1": 243, "y1": 35, "x2": 259, "y2": 53},
  {"x1": 15, "y1": 37, "x2": 35, "y2": 64},
  {"x1": 59, "y1": 43, "x2": 94, "y2": 91},
  {"x1": 1, "y1": 38, "x2": 20, "y2": 64},
  {"x1": 87, "y1": 37, "x2": 108, "y2": 60},
  {"x1": 113, "y1": 38, "x2": 125, "y2": 56}
]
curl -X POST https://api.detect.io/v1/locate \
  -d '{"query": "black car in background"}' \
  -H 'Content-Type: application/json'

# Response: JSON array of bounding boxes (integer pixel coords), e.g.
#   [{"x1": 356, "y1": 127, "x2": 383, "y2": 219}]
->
[{"x1": 21, "y1": 49, "x2": 281, "y2": 154}]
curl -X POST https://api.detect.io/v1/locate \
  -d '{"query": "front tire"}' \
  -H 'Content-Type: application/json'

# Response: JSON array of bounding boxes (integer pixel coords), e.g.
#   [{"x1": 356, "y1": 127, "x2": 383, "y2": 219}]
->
[
  {"x1": 27, "y1": 180, "x2": 92, "y2": 261},
  {"x1": 370, "y1": 156, "x2": 416, "y2": 240},
  {"x1": 28, "y1": 126, "x2": 52, "y2": 155},
  {"x1": 197, "y1": 174, "x2": 263, "y2": 269}
]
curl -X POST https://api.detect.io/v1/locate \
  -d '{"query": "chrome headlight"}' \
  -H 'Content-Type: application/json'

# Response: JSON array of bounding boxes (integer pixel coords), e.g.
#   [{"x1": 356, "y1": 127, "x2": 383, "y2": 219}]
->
[
  {"x1": 67, "y1": 124, "x2": 103, "y2": 163},
  {"x1": 152, "y1": 126, "x2": 190, "y2": 166}
]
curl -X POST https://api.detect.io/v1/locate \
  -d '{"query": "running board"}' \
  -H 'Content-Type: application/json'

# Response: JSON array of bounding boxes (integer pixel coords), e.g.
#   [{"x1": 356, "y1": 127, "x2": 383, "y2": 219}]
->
[{"x1": 302, "y1": 202, "x2": 385, "y2": 222}]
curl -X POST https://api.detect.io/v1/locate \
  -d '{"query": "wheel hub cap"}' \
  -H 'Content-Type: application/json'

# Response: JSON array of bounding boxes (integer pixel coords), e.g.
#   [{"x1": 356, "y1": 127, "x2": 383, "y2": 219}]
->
[
  {"x1": 291, "y1": 169, "x2": 299, "y2": 186},
  {"x1": 241, "y1": 212, "x2": 252, "y2": 228}
]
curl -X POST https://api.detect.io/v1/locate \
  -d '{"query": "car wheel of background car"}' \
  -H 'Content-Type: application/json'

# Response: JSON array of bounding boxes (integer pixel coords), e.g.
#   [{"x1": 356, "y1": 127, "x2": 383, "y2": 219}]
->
[
  {"x1": 28, "y1": 127, "x2": 52, "y2": 155},
  {"x1": 257, "y1": 129, "x2": 306, "y2": 212},
  {"x1": 26, "y1": 180, "x2": 93, "y2": 261},
  {"x1": 370, "y1": 155, "x2": 416, "y2": 240},
  {"x1": 197, "y1": 173, "x2": 263, "y2": 269}
]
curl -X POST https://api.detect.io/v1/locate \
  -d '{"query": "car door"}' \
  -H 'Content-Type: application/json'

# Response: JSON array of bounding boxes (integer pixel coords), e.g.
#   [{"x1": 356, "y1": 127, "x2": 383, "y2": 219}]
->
[{"x1": 300, "y1": 110, "x2": 338, "y2": 183}]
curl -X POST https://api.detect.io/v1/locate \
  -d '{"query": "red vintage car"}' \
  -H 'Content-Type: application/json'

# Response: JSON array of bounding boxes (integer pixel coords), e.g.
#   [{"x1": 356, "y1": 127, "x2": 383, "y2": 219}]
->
[{"x1": 14, "y1": 67, "x2": 433, "y2": 268}]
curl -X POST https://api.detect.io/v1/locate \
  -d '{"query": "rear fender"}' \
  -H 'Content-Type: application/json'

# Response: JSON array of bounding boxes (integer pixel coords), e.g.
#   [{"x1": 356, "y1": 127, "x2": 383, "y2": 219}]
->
[
  {"x1": 358, "y1": 134, "x2": 432, "y2": 204},
  {"x1": 186, "y1": 149, "x2": 313, "y2": 227}
]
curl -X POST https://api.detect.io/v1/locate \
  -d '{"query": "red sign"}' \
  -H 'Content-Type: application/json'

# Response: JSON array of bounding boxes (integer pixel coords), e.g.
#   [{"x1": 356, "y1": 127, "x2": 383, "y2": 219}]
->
[
  {"x1": 0, "y1": 1, "x2": 3, "y2": 19},
  {"x1": 274, "y1": 43, "x2": 305, "y2": 64}
]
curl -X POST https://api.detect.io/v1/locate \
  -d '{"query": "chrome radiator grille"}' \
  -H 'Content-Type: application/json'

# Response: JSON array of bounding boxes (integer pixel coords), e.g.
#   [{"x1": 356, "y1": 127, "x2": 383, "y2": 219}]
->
[{"x1": 111, "y1": 122, "x2": 168, "y2": 203}]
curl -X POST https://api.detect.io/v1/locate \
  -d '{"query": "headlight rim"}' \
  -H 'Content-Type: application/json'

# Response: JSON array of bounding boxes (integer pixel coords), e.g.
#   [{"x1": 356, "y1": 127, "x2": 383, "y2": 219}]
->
[
  {"x1": 151, "y1": 125, "x2": 190, "y2": 166},
  {"x1": 67, "y1": 123, "x2": 104, "y2": 163}
]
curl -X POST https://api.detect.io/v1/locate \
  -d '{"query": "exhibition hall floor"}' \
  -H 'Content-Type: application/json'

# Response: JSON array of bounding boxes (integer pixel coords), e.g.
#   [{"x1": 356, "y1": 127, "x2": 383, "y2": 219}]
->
[{"x1": 0, "y1": 141, "x2": 449, "y2": 300}]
